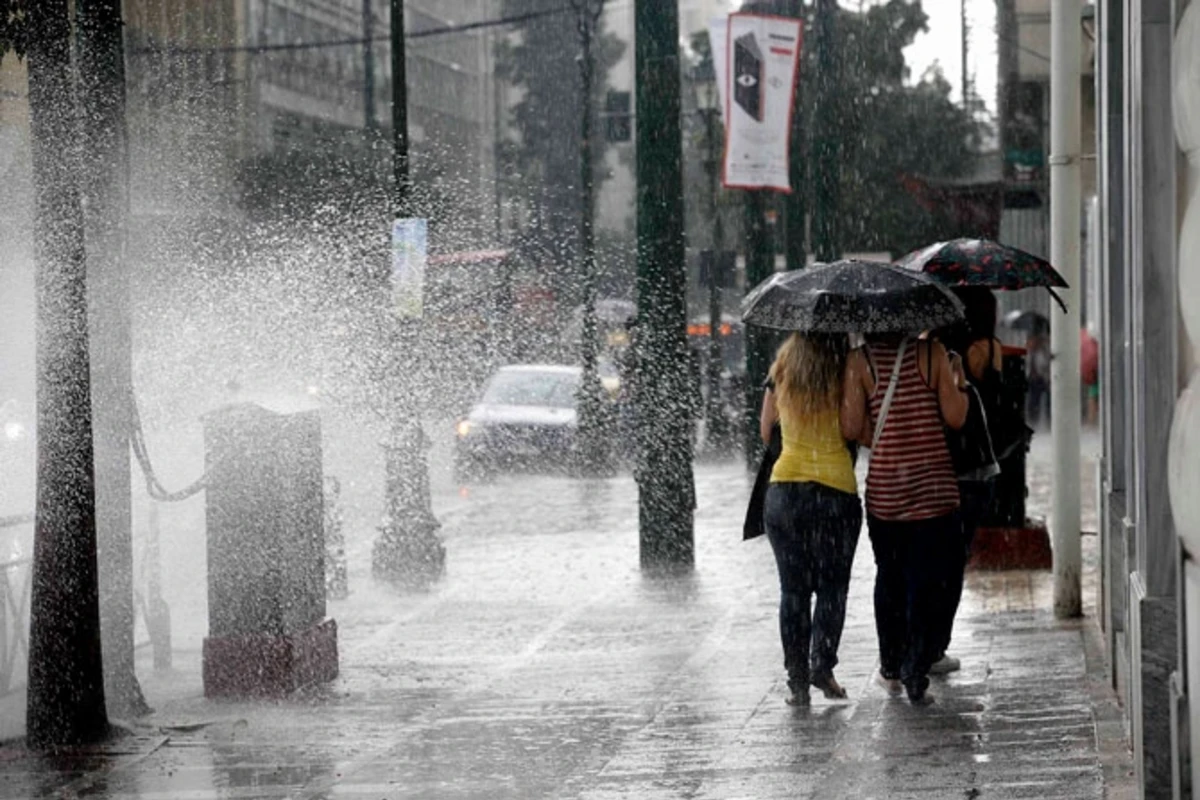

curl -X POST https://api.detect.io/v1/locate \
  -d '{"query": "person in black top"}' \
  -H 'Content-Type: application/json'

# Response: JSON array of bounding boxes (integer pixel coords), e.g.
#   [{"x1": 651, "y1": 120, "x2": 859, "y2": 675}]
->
[{"x1": 930, "y1": 287, "x2": 1005, "y2": 676}]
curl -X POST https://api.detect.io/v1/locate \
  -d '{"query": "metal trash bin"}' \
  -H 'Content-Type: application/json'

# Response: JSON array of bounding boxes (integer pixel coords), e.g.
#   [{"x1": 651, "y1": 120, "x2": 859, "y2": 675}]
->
[{"x1": 201, "y1": 402, "x2": 338, "y2": 697}]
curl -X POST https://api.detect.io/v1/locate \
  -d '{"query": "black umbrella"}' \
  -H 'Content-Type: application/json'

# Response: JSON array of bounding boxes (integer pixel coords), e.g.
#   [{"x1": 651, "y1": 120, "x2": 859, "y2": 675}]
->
[
  {"x1": 1002, "y1": 309, "x2": 1050, "y2": 334},
  {"x1": 740, "y1": 260, "x2": 965, "y2": 334}
]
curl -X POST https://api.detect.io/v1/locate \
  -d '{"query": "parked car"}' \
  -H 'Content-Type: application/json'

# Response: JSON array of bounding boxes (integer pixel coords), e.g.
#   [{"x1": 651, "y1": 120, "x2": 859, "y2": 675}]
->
[{"x1": 453, "y1": 364, "x2": 616, "y2": 480}]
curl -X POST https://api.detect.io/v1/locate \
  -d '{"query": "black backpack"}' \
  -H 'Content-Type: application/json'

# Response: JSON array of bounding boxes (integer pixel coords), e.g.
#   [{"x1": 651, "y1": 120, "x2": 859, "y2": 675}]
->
[{"x1": 946, "y1": 383, "x2": 1001, "y2": 482}]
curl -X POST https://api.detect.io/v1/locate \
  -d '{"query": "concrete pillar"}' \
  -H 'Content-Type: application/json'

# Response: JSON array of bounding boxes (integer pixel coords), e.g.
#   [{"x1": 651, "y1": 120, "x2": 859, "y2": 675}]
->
[
  {"x1": 1126, "y1": 0, "x2": 1180, "y2": 795},
  {"x1": 1050, "y1": 0, "x2": 1083, "y2": 618},
  {"x1": 1169, "y1": 3, "x2": 1200, "y2": 794},
  {"x1": 1097, "y1": 0, "x2": 1128, "y2": 694}
]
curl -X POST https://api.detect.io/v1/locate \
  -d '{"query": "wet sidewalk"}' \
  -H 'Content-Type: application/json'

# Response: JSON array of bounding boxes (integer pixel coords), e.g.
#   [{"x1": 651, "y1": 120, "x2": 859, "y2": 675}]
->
[{"x1": 0, "y1": 433, "x2": 1133, "y2": 799}]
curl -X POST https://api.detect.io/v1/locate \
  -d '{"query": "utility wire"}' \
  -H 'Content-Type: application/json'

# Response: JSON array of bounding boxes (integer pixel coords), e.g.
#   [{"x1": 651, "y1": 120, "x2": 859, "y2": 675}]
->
[{"x1": 128, "y1": 6, "x2": 572, "y2": 57}]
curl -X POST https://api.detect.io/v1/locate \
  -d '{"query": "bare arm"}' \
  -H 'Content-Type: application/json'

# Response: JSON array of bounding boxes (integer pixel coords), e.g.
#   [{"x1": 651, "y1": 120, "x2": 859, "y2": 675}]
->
[
  {"x1": 841, "y1": 350, "x2": 872, "y2": 445},
  {"x1": 966, "y1": 337, "x2": 1003, "y2": 381},
  {"x1": 933, "y1": 341, "x2": 969, "y2": 430},
  {"x1": 760, "y1": 388, "x2": 778, "y2": 445}
]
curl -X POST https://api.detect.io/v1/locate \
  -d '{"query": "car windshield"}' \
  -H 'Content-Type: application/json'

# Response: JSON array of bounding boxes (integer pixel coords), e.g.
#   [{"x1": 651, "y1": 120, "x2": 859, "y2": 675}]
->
[{"x1": 482, "y1": 370, "x2": 579, "y2": 408}]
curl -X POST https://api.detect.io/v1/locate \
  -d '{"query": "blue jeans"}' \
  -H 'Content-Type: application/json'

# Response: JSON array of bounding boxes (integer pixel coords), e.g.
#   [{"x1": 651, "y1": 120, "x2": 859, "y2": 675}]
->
[
  {"x1": 764, "y1": 482, "x2": 862, "y2": 694},
  {"x1": 868, "y1": 511, "x2": 961, "y2": 696}
]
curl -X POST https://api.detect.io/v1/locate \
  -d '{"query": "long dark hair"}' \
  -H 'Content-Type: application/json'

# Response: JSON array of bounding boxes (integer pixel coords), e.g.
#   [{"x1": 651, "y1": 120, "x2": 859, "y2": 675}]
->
[{"x1": 939, "y1": 287, "x2": 997, "y2": 354}]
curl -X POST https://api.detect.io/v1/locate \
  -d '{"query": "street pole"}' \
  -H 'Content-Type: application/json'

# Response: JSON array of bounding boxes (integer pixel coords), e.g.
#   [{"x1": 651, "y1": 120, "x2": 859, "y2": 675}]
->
[
  {"x1": 76, "y1": 0, "x2": 150, "y2": 720},
  {"x1": 704, "y1": 102, "x2": 729, "y2": 454},
  {"x1": 573, "y1": 0, "x2": 608, "y2": 475},
  {"x1": 960, "y1": 0, "x2": 970, "y2": 108},
  {"x1": 363, "y1": 0, "x2": 376, "y2": 130},
  {"x1": 783, "y1": 0, "x2": 806, "y2": 273},
  {"x1": 374, "y1": 0, "x2": 444, "y2": 586},
  {"x1": 812, "y1": 0, "x2": 840, "y2": 263},
  {"x1": 1049, "y1": 0, "x2": 1082, "y2": 617},
  {"x1": 742, "y1": 191, "x2": 772, "y2": 464},
  {"x1": 740, "y1": 0, "x2": 778, "y2": 466},
  {"x1": 25, "y1": 0, "x2": 109, "y2": 747},
  {"x1": 635, "y1": 0, "x2": 695, "y2": 569}
]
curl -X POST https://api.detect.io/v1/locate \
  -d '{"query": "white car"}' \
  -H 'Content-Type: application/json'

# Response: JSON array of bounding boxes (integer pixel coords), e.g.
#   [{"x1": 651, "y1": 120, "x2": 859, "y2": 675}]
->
[{"x1": 454, "y1": 365, "x2": 615, "y2": 480}]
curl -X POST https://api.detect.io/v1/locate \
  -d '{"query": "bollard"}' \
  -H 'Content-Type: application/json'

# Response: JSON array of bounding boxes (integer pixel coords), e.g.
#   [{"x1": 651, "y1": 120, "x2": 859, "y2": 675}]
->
[
  {"x1": 201, "y1": 402, "x2": 338, "y2": 697},
  {"x1": 145, "y1": 503, "x2": 172, "y2": 670}
]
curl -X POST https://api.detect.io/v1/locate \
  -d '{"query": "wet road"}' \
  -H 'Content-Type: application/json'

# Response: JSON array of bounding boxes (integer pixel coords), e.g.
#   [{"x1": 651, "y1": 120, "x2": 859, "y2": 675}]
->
[{"x1": 0, "y1": 431, "x2": 1132, "y2": 798}]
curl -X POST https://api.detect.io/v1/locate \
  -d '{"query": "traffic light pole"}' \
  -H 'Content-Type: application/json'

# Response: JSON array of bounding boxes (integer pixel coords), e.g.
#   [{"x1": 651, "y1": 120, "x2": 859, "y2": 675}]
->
[
  {"x1": 373, "y1": 0, "x2": 444, "y2": 586},
  {"x1": 573, "y1": 0, "x2": 609, "y2": 476}
]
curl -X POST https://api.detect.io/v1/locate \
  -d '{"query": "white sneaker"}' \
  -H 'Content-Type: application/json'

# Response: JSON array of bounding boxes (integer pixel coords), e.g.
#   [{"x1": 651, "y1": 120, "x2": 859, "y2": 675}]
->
[{"x1": 929, "y1": 655, "x2": 961, "y2": 675}]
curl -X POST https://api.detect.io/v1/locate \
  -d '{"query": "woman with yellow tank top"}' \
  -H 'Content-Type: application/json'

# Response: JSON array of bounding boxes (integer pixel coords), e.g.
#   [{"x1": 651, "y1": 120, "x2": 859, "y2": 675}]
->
[{"x1": 759, "y1": 333, "x2": 863, "y2": 706}]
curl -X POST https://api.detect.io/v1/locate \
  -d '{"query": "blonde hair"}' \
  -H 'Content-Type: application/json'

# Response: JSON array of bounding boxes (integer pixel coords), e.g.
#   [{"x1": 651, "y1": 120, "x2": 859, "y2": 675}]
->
[{"x1": 769, "y1": 333, "x2": 848, "y2": 417}]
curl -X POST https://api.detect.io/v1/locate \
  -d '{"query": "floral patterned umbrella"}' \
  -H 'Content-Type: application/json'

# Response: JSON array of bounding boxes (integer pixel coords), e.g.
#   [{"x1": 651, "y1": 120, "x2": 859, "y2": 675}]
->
[
  {"x1": 896, "y1": 238, "x2": 1069, "y2": 311},
  {"x1": 740, "y1": 260, "x2": 965, "y2": 334}
]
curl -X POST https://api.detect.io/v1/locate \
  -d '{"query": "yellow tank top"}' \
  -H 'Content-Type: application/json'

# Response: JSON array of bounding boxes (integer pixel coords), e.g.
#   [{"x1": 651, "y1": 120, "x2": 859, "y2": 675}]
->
[{"x1": 769, "y1": 405, "x2": 857, "y2": 495}]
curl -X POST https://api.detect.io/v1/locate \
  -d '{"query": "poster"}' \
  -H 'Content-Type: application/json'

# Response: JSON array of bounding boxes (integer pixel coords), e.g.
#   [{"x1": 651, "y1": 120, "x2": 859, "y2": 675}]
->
[
  {"x1": 391, "y1": 218, "x2": 427, "y2": 319},
  {"x1": 709, "y1": 13, "x2": 803, "y2": 192}
]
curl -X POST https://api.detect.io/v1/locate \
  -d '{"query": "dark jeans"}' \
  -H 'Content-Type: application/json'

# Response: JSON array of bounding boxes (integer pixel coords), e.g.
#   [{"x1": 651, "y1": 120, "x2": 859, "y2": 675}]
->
[
  {"x1": 930, "y1": 481, "x2": 996, "y2": 659},
  {"x1": 868, "y1": 511, "x2": 961, "y2": 696},
  {"x1": 764, "y1": 482, "x2": 862, "y2": 694},
  {"x1": 1027, "y1": 377, "x2": 1050, "y2": 428}
]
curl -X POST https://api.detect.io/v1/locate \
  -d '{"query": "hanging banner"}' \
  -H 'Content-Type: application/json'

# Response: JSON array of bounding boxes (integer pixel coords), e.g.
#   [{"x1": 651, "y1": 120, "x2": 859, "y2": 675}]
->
[
  {"x1": 709, "y1": 13, "x2": 803, "y2": 192},
  {"x1": 391, "y1": 218, "x2": 428, "y2": 319}
]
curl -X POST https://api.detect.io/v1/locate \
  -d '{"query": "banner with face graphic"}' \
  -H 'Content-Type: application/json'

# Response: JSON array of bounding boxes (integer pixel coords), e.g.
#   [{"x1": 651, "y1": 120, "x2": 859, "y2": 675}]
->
[{"x1": 708, "y1": 13, "x2": 803, "y2": 192}]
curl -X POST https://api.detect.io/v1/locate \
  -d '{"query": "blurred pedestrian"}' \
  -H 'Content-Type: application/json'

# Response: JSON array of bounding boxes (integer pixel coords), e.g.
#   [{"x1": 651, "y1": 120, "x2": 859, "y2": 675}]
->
[
  {"x1": 929, "y1": 288, "x2": 1006, "y2": 676},
  {"x1": 616, "y1": 316, "x2": 638, "y2": 460},
  {"x1": 1081, "y1": 327, "x2": 1100, "y2": 426},
  {"x1": 1026, "y1": 330, "x2": 1051, "y2": 428},
  {"x1": 758, "y1": 333, "x2": 862, "y2": 707},
  {"x1": 842, "y1": 332, "x2": 968, "y2": 706}
]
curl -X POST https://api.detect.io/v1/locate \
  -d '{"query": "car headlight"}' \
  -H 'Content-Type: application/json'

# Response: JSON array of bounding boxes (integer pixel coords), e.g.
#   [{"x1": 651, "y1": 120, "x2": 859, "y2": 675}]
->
[{"x1": 455, "y1": 420, "x2": 473, "y2": 438}]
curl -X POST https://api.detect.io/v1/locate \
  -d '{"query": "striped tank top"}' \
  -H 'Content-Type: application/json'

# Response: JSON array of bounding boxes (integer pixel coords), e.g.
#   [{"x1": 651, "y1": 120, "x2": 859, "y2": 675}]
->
[{"x1": 865, "y1": 340, "x2": 960, "y2": 521}]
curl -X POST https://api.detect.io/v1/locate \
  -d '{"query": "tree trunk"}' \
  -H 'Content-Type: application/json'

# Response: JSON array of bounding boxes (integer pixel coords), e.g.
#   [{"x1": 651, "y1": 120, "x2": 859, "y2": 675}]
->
[
  {"x1": 76, "y1": 0, "x2": 150, "y2": 720},
  {"x1": 634, "y1": 0, "x2": 695, "y2": 570},
  {"x1": 25, "y1": 0, "x2": 110, "y2": 748}
]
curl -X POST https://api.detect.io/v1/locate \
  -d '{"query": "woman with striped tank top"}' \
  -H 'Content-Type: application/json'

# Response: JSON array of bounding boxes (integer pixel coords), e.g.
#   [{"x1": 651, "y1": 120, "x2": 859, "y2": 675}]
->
[{"x1": 841, "y1": 333, "x2": 968, "y2": 705}]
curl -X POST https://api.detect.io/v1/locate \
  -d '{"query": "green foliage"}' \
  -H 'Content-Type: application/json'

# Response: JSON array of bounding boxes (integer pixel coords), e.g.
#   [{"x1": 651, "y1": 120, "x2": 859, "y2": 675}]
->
[
  {"x1": 813, "y1": 0, "x2": 990, "y2": 255},
  {"x1": 682, "y1": 1, "x2": 988, "y2": 258},
  {"x1": 0, "y1": 0, "x2": 27, "y2": 58},
  {"x1": 497, "y1": 0, "x2": 626, "y2": 303}
]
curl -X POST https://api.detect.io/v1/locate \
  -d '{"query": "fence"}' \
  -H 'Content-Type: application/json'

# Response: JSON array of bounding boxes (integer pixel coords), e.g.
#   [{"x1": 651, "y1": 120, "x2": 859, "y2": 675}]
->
[{"x1": 0, "y1": 513, "x2": 33, "y2": 698}]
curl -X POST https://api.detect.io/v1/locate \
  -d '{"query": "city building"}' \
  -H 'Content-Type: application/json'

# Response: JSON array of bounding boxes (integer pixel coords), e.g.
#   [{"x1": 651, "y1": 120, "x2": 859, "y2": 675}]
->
[
  {"x1": 1094, "y1": 0, "x2": 1198, "y2": 796},
  {"x1": 1, "y1": 1, "x2": 504, "y2": 246},
  {"x1": 995, "y1": 0, "x2": 1097, "y2": 323},
  {"x1": 596, "y1": 0, "x2": 731, "y2": 237}
]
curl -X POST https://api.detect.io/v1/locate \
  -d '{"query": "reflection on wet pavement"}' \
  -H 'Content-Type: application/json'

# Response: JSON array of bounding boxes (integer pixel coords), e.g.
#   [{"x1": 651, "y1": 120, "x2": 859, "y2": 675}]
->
[{"x1": 0, "y1": 431, "x2": 1132, "y2": 798}]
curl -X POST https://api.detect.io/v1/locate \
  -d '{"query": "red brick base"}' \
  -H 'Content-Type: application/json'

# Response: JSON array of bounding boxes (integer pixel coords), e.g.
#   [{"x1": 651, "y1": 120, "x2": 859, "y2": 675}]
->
[
  {"x1": 202, "y1": 618, "x2": 338, "y2": 698},
  {"x1": 967, "y1": 522, "x2": 1053, "y2": 571}
]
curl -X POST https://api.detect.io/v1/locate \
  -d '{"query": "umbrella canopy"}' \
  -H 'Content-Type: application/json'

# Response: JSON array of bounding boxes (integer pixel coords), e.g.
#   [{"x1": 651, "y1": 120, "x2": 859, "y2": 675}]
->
[
  {"x1": 1002, "y1": 308, "x2": 1050, "y2": 334},
  {"x1": 740, "y1": 260, "x2": 965, "y2": 334},
  {"x1": 897, "y1": 238, "x2": 1068, "y2": 290}
]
